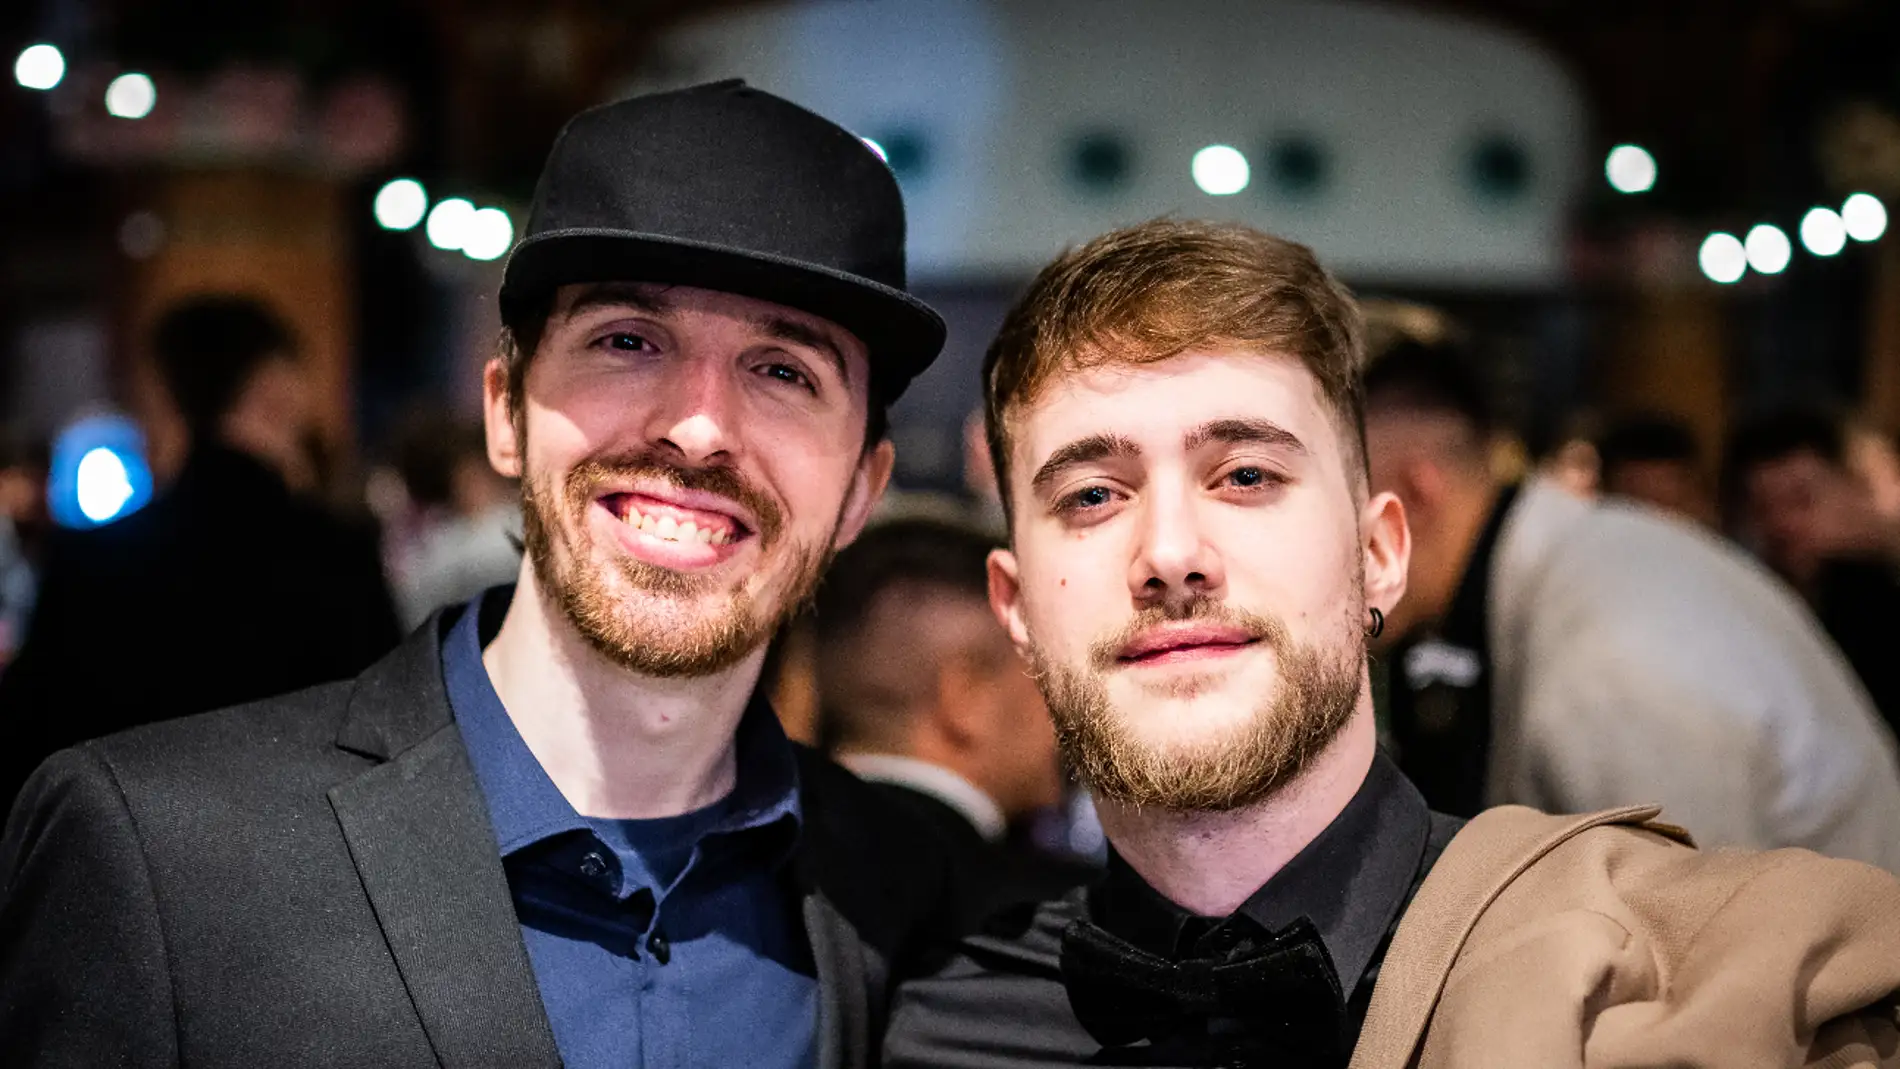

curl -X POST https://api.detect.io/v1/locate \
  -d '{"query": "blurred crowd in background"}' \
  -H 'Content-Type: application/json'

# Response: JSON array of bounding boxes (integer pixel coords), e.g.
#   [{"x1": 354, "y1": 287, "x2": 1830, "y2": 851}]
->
[{"x1": 5, "y1": 0, "x2": 1900, "y2": 865}]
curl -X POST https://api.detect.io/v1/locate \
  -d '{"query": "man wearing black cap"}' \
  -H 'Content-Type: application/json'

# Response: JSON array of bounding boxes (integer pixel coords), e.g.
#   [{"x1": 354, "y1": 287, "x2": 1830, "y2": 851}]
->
[{"x1": 0, "y1": 81, "x2": 956, "y2": 1069}]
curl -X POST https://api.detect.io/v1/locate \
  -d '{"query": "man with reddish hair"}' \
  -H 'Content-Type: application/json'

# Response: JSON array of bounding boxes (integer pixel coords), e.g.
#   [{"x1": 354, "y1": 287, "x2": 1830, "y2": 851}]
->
[{"x1": 884, "y1": 219, "x2": 1900, "y2": 1068}]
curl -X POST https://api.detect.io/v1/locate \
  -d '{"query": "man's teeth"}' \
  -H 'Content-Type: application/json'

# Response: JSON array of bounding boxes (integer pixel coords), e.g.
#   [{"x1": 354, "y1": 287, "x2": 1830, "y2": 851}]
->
[{"x1": 622, "y1": 505, "x2": 730, "y2": 545}]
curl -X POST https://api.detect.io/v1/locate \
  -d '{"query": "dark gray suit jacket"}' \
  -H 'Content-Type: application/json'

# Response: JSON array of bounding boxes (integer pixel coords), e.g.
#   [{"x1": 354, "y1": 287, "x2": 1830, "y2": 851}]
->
[{"x1": 0, "y1": 613, "x2": 960, "y2": 1067}]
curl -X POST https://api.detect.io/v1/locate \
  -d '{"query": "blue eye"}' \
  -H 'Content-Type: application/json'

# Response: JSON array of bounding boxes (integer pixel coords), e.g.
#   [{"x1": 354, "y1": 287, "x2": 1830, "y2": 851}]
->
[
  {"x1": 1063, "y1": 486, "x2": 1114, "y2": 511},
  {"x1": 604, "y1": 332, "x2": 653, "y2": 352},
  {"x1": 757, "y1": 363, "x2": 817, "y2": 393}
]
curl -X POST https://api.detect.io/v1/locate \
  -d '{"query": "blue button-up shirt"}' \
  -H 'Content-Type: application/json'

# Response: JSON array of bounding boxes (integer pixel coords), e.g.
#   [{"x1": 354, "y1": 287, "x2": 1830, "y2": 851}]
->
[{"x1": 443, "y1": 589, "x2": 818, "y2": 1069}]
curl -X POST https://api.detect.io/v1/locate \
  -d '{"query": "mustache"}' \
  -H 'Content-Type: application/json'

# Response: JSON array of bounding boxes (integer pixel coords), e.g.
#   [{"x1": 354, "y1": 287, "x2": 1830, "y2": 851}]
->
[
  {"x1": 1088, "y1": 598, "x2": 1288, "y2": 670},
  {"x1": 563, "y1": 451, "x2": 783, "y2": 545}
]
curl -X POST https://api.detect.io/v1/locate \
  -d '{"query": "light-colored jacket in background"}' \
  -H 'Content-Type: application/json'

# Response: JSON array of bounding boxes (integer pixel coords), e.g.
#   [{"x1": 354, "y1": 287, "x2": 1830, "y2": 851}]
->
[{"x1": 1486, "y1": 479, "x2": 1900, "y2": 871}]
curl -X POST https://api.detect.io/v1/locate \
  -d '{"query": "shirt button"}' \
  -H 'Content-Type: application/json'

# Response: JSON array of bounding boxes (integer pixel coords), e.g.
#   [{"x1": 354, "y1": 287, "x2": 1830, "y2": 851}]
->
[
  {"x1": 646, "y1": 930, "x2": 671, "y2": 965},
  {"x1": 579, "y1": 851, "x2": 609, "y2": 879}
]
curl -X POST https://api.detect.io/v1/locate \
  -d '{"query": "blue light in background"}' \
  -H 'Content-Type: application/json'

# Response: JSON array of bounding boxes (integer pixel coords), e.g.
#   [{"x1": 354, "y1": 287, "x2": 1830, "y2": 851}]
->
[{"x1": 48, "y1": 414, "x2": 153, "y2": 528}]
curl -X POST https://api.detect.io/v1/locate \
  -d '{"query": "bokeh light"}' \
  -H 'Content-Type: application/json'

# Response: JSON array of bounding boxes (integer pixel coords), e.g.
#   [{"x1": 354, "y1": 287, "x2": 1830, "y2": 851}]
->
[
  {"x1": 48, "y1": 414, "x2": 153, "y2": 529},
  {"x1": 104, "y1": 72, "x2": 156, "y2": 119},
  {"x1": 14, "y1": 44, "x2": 65, "y2": 91},
  {"x1": 1192, "y1": 144, "x2": 1250, "y2": 196},
  {"x1": 462, "y1": 207, "x2": 514, "y2": 262},
  {"x1": 1843, "y1": 193, "x2": 1888, "y2": 243},
  {"x1": 373, "y1": 178, "x2": 428, "y2": 231},
  {"x1": 1604, "y1": 144, "x2": 1656, "y2": 194},
  {"x1": 1744, "y1": 224, "x2": 1792, "y2": 275},
  {"x1": 425, "y1": 197, "x2": 475, "y2": 251},
  {"x1": 1699, "y1": 232, "x2": 1747, "y2": 284},
  {"x1": 1800, "y1": 207, "x2": 1848, "y2": 257},
  {"x1": 75, "y1": 448, "x2": 134, "y2": 523}
]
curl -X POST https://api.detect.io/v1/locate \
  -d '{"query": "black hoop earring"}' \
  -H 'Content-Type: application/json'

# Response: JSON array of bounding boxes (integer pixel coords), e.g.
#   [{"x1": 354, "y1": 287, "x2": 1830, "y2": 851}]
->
[{"x1": 1367, "y1": 607, "x2": 1385, "y2": 639}]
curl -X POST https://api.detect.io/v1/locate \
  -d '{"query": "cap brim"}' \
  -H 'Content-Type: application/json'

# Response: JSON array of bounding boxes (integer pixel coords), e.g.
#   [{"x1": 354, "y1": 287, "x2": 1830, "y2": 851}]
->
[{"x1": 500, "y1": 230, "x2": 947, "y2": 402}]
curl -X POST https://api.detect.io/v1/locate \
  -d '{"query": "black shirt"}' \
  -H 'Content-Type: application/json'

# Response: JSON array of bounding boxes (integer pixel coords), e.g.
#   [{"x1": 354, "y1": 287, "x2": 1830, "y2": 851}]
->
[
  {"x1": 1812, "y1": 555, "x2": 1900, "y2": 744},
  {"x1": 1387, "y1": 484, "x2": 1519, "y2": 816},
  {"x1": 883, "y1": 754, "x2": 1463, "y2": 1067}
]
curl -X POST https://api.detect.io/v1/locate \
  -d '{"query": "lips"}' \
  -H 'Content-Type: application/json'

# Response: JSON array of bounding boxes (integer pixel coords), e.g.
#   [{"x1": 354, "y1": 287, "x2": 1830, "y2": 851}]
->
[
  {"x1": 1115, "y1": 623, "x2": 1261, "y2": 664},
  {"x1": 600, "y1": 491, "x2": 749, "y2": 547}
]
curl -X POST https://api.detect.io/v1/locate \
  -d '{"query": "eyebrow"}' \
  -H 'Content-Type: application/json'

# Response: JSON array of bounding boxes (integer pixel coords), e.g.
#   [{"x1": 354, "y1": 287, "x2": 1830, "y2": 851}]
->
[
  {"x1": 557, "y1": 283, "x2": 850, "y2": 386},
  {"x1": 747, "y1": 313, "x2": 851, "y2": 387},
  {"x1": 557, "y1": 282, "x2": 670, "y2": 322},
  {"x1": 1030, "y1": 433, "x2": 1141, "y2": 495},
  {"x1": 1182, "y1": 418, "x2": 1309, "y2": 456}
]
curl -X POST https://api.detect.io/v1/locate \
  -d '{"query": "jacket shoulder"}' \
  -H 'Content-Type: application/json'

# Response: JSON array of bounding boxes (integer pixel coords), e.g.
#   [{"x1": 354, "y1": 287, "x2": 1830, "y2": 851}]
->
[
  {"x1": 1359, "y1": 805, "x2": 1900, "y2": 1068},
  {"x1": 792, "y1": 748, "x2": 966, "y2": 957},
  {"x1": 1469, "y1": 823, "x2": 1900, "y2": 1067},
  {"x1": 795, "y1": 746, "x2": 952, "y2": 851},
  {"x1": 65, "y1": 680, "x2": 361, "y2": 803}
]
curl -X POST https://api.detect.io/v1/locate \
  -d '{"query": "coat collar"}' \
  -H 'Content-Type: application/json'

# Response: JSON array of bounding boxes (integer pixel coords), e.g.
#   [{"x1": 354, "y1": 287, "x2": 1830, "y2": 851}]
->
[
  {"x1": 332, "y1": 610, "x2": 462, "y2": 762},
  {"x1": 327, "y1": 610, "x2": 563, "y2": 1068},
  {"x1": 325, "y1": 607, "x2": 875, "y2": 1069},
  {"x1": 1346, "y1": 803, "x2": 1692, "y2": 1069}
]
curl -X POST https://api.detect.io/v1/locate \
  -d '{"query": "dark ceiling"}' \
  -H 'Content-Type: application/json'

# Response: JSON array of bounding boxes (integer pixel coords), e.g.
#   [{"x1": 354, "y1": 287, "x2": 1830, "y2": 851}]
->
[{"x1": 8, "y1": 0, "x2": 1900, "y2": 227}]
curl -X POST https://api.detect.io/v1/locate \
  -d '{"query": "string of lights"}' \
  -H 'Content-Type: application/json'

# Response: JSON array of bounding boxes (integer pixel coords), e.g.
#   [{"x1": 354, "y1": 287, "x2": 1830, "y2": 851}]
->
[{"x1": 1603, "y1": 140, "x2": 1888, "y2": 284}]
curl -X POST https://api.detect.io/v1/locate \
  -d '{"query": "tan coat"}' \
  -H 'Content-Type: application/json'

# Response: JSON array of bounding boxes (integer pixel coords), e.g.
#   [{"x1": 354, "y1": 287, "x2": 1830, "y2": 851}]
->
[{"x1": 1352, "y1": 805, "x2": 1900, "y2": 1068}]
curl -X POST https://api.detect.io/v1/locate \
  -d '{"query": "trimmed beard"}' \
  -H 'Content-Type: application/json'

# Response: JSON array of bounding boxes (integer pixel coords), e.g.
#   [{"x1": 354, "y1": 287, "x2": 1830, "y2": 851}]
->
[
  {"x1": 1031, "y1": 597, "x2": 1362, "y2": 812},
  {"x1": 520, "y1": 451, "x2": 832, "y2": 678}
]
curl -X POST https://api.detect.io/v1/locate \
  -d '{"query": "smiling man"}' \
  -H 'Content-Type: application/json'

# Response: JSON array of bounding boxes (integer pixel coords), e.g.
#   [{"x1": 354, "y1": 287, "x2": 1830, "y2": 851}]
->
[
  {"x1": 0, "y1": 81, "x2": 961, "y2": 1069},
  {"x1": 882, "y1": 220, "x2": 1900, "y2": 1069}
]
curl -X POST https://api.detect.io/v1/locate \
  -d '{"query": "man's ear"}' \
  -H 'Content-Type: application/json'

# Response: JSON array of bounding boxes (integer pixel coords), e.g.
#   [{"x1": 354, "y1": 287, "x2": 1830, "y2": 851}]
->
[
  {"x1": 987, "y1": 548, "x2": 1031, "y2": 657},
  {"x1": 1361, "y1": 490, "x2": 1411, "y2": 620},
  {"x1": 482, "y1": 359, "x2": 522, "y2": 479},
  {"x1": 833, "y1": 438, "x2": 896, "y2": 552}
]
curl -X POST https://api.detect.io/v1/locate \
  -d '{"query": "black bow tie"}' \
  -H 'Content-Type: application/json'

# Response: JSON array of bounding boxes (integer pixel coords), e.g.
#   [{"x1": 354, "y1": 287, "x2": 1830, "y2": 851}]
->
[{"x1": 1059, "y1": 912, "x2": 1348, "y2": 1065}]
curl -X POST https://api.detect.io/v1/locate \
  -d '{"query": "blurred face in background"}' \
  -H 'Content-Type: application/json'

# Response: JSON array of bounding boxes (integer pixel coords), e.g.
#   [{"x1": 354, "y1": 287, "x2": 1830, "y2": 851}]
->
[
  {"x1": 817, "y1": 582, "x2": 1064, "y2": 818},
  {"x1": 989, "y1": 350, "x2": 1406, "y2": 812},
  {"x1": 1605, "y1": 459, "x2": 1714, "y2": 526},
  {"x1": 1741, "y1": 448, "x2": 1883, "y2": 587},
  {"x1": 1847, "y1": 426, "x2": 1900, "y2": 531},
  {"x1": 222, "y1": 355, "x2": 317, "y2": 491},
  {"x1": 486, "y1": 282, "x2": 893, "y2": 678},
  {"x1": 935, "y1": 594, "x2": 1065, "y2": 817}
]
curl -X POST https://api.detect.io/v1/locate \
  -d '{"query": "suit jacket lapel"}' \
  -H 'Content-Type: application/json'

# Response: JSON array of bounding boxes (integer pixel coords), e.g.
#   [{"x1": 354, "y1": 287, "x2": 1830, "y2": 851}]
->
[
  {"x1": 805, "y1": 891, "x2": 869, "y2": 1069},
  {"x1": 1347, "y1": 804, "x2": 1676, "y2": 1069},
  {"x1": 328, "y1": 620, "x2": 562, "y2": 1069}
]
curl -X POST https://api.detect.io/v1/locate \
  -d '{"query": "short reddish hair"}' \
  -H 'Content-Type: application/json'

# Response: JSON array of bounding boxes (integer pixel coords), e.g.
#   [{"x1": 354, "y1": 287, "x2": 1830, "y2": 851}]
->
[{"x1": 983, "y1": 219, "x2": 1367, "y2": 522}]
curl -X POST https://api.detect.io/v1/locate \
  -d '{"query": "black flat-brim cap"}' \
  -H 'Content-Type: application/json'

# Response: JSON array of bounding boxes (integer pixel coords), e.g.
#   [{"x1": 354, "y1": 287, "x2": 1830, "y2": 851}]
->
[{"x1": 500, "y1": 79, "x2": 946, "y2": 404}]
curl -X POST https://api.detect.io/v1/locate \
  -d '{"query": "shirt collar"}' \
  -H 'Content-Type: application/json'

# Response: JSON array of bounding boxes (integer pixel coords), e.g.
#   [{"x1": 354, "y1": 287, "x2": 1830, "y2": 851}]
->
[
  {"x1": 441, "y1": 585, "x2": 804, "y2": 857},
  {"x1": 836, "y1": 753, "x2": 1007, "y2": 841},
  {"x1": 1088, "y1": 751, "x2": 1432, "y2": 995}
]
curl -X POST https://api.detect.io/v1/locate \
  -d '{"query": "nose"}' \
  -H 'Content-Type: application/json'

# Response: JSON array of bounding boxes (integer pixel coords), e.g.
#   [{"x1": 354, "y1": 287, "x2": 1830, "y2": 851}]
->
[
  {"x1": 1127, "y1": 480, "x2": 1225, "y2": 609},
  {"x1": 646, "y1": 356, "x2": 737, "y2": 467}
]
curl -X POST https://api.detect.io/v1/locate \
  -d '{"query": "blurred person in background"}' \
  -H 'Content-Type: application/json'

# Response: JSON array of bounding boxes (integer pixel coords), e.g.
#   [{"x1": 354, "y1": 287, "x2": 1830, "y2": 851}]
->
[
  {"x1": 0, "y1": 434, "x2": 49, "y2": 671},
  {"x1": 0, "y1": 295, "x2": 401, "y2": 814},
  {"x1": 814, "y1": 518, "x2": 1094, "y2": 929},
  {"x1": 1363, "y1": 331, "x2": 1900, "y2": 867},
  {"x1": 1533, "y1": 410, "x2": 1603, "y2": 500},
  {"x1": 387, "y1": 412, "x2": 523, "y2": 627},
  {"x1": 1594, "y1": 411, "x2": 1715, "y2": 525},
  {"x1": 1725, "y1": 408, "x2": 1900, "y2": 738}
]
